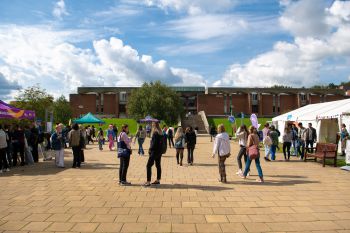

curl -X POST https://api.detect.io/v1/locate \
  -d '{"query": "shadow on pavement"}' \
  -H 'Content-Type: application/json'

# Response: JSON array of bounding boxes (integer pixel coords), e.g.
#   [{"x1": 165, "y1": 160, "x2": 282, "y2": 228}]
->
[{"x1": 146, "y1": 183, "x2": 234, "y2": 191}]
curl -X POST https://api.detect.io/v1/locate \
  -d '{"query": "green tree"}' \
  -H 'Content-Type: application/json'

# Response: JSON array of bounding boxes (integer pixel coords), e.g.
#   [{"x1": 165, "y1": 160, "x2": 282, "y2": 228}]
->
[
  {"x1": 15, "y1": 85, "x2": 54, "y2": 120},
  {"x1": 127, "y1": 81, "x2": 183, "y2": 125},
  {"x1": 53, "y1": 95, "x2": 72, "y2": 124}
]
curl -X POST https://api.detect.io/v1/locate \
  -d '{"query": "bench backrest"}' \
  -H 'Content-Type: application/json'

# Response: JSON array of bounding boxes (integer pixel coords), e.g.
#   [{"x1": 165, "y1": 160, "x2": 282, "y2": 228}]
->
[{"x1": 315, "y1": 143, "x2": 337, "y2": 156}]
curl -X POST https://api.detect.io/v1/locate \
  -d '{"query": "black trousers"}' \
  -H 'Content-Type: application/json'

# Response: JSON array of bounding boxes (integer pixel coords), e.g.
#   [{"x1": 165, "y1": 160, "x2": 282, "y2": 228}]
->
[
  {"x1": 176, "y1": 149, "x2": 184, "y2": 164},
  {"x1": 283, "y1": 142, "x2": 291, "y2": 160},
  {"x1": 12, "y1": 143, "x2": 24, "y2": 166},
  {"x1": 168, "y1": 137, "x2": 174, "y2": 147},
  {"x1": 146, "y1": 156, "x2": 161, "y2": 182},
  {"x1": 32, "y1": 143, "x2": 38, "y2": 162},
  {"x1": 80, "y1": 149, "x2": 85, "y2": 162},
  {"x1": 72, "y1": 146, "x2": 81, "y2": 168},
  {"x1": 306, "y1": 140, "x2": 314, "y2": 153},
  {"x1": 119, "y1": 156, "x2": 130, "y2": 182},
  {"x1": 237, "y1": 146, "x2": 247, "y2": 170},
  {"x1": 0, "y1": 148, "x2": 9, "y2": 169},
  {"x1": 187, "y1": 146, "x2": 195, "y2": 164}
]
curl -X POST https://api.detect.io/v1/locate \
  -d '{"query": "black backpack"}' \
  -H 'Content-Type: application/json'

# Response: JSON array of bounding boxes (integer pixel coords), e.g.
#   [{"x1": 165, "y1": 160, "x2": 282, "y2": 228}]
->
[{"x1": 160, "y1": 133, "x2": 167, "y2": 154}]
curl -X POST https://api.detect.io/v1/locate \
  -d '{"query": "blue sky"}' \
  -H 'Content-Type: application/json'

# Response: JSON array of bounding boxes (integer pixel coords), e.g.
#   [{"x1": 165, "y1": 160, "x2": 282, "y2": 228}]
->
[{"x1": 0, "y1": 0, "x2": 350, "y2": 100}]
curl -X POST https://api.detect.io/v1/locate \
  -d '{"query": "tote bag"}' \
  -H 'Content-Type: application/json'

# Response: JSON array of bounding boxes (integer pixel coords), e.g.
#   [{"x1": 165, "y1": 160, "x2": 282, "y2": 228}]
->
[
  {"x1": 117, "y1": 133, "x2": 130, "y2": 158},
  {"x1": 248, "y1": 136, "x2": 259, "y2": 160}
]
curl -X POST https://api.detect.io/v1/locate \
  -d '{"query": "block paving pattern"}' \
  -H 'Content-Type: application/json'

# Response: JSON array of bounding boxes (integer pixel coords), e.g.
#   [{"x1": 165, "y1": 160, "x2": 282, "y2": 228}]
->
[{"x1": 0, "y1": 137, "x2": 350, "y2": 232}]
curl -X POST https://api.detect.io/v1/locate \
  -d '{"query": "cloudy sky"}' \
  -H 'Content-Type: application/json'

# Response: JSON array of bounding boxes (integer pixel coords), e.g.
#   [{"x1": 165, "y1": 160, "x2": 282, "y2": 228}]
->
[{"x1": 0, "y1": 0, "x2": 350, "y2": 100}]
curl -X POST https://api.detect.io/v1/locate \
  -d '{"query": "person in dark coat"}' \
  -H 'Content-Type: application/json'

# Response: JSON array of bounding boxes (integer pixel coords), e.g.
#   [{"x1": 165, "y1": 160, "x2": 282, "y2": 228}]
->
[
  {"x1": 185, "y1": 126, "x2": 196, "y2": 165},
  {"x1": 30, "y1": 124, "x2": 39, "y2": 162},
  {"x1": 143, "y1": 122, "x2": 163, "y2": 187},
  {"x1": 12, "y1": 125, "x2": 25, "y2": 166}
]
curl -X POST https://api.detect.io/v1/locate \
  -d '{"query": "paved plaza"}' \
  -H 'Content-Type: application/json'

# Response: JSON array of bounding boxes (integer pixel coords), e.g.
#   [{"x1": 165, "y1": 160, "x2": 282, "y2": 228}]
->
[{"x1": 0, "y1": 136, "x2": 350, "y2": 233}]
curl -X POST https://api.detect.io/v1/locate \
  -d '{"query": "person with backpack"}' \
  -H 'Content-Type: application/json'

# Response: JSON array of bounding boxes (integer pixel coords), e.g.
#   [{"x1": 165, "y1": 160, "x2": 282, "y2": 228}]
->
[
  {"x1": 117, "y1": 124, "x2": 133, "y2": 185},
  {"x1": 212, "y1": 124, "x2": 231, "y2": 183},
  {"x1": 134, "y1": 125, "x2": 146, "y2": 155},
  {"x1": 174, "y1": 127, "x2": 186, "y2": 166},
  {"x1": 185, "y1": 126, "x2": 196, "y2": 165},
  {"x1": 167, "y1": 127, "x2": 174, "y2": 147},
  {"x1": 240, "y1": 126, "x2": 264, "y2": 183},
  {"x1": 143, "y1": 122, "x2": 164, "y2": 186}
]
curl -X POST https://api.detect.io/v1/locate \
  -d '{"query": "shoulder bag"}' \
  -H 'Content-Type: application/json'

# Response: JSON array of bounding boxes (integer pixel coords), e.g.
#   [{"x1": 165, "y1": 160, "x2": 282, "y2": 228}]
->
[{"x1": 248, "y1": 135, "x2": 259, "y2": 160}]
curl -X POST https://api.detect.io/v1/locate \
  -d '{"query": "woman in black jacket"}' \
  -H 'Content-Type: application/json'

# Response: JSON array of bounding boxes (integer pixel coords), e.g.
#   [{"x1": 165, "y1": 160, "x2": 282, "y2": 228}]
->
[
  {"x1": 144, "y1": 122, "x2": 163, "y2": 187},
  {"x1": 185, "y1": 127, "x2": 196, "y2": 165}
]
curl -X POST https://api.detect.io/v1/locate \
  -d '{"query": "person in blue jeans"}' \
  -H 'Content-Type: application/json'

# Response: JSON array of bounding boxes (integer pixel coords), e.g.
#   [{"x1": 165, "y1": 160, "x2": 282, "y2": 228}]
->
[
  {"x1": 240, "y1": 126, "x2": 264, "y2": 182},
  {"x1": 134, "y1": 125, "x2": 146, "y2": 155},
  {"x1": 269, "y1": 125, "x2": 279, "y2": 160}
]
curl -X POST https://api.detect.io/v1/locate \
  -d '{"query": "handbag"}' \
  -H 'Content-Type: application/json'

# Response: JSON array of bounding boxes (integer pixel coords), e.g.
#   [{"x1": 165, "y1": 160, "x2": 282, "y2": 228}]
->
[
  {"x1": 248, "y1": 136, "x2": 259, "y2": 160},
  {"x1": 117, "y1": 133, "x2": 131, "y2": 158}
]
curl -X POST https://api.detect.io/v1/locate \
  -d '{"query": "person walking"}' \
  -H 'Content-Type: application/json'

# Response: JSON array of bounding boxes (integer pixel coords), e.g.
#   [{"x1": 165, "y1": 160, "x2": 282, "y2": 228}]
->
[
  {"x1": 143, "y1": 122, "x2": 163, "y2": 186},
  {"x1": 134, "y1": 125, "x2": 146, "y2": 155},
  {"x1": 269, "y1": 125, "x2": 279, "y2": 161},
  {"x1": 212, "y1": 124, "x2": 231, "y2": 183},
  {"x1": 0, "y1": 125, "x2": 10, "y2": 173},
  {"x1": 291, "y1": 124, "x2": 298, "y2": 156},
  {"x1": 30, "y1": 124, "x2": 39, "y2": 163},
  {"x1": 97, "y1": 128, "x2": 104, "y2": 151},
  {"x1": 174, "y1": 127, "x2": 186, "y2": 166},
  {"x1": 305, "y1": 123, "x2": 317, "y2": 153},
  {"x1": 240, "y1": 126, "x2": 264, "y2": 182},
  {"x1": 51, "y1": 125, "x2": 65, "y2": 168},
  {"x1": 117, "y1": 124, "x2": 132, "y2": 185},
  {"x1": 12, "y1": 125, "x2": 25, "y2": 166},
  {"x1": 340, "y1": 124, "x2": 349, "y2": 156},
  {"x1": 79, "y1": 125, "x2": 86, "y2": 163},
  {"x1": 69, "y1": 123, "x2": 81, "y2": 168},
  {"x1": 167, "y1": 127, "x2": 174, "y2": 148},
  {"x1": 282, "y1": 126, "x2": 293, "y2": 161},
  {"x1": 262, "y1": 123, "x2": 271, "y2": 161},
  {"x1": 107, "y1": 125, "x2": 116, "y2": 151},
  {"x1": 235, "y1": 125, "x2": 248, "y2": 175},
  {"x1": 297, "y1": 123, "x2": 306, "y2": 160},
  {"x1": 185, "y1": 126, "x2": 196, "y2": 165},
  {"x1": 210, "y1": 125, "x2": 217, "y2": 142}
]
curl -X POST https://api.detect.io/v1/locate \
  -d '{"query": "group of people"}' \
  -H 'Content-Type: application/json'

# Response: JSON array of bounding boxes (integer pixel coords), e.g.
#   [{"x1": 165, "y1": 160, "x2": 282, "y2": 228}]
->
[
  {"x1": 115, "y1": 123, "x2": 197, "y2": 186},
  {"x1": 261, "y1": 122, "x2": 317, "y2": 162}
]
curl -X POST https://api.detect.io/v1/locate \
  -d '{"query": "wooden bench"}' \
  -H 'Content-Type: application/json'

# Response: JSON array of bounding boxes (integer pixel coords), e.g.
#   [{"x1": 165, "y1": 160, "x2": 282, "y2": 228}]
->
[{"x1": 304, "y1": 143, "x2": 337, "y2": 167}]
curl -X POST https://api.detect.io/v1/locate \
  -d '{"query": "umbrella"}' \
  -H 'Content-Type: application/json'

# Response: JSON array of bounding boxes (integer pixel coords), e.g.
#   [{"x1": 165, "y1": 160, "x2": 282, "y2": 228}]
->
[{"x1": 138, "y1": 115, "x2": 159, "y2": 123}]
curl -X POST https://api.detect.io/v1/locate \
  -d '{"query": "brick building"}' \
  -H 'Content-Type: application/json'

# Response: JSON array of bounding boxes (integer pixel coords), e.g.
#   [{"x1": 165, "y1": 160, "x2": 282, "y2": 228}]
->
[{"x1": 70, "y1": 86, "x2": 346, "y2": 118}]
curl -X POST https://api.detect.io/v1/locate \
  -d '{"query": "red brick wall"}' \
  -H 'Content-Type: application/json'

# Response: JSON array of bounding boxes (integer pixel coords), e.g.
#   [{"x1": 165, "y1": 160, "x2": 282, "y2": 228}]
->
[
  {"x1": 261, "y1": 95, "x2": 273, "y2": 116},
  {"x1": 280, "y1": 95, "x2": 297, "y2": 114},
  {"x1": 309, "y1": 95, "x2": 321, "y2": 104},
  {"x1": 324, "y1": 94, "x2": 344, "y2": 102},
  {"x1": 103, "y1": 94, "x2": 117, "y2": 116},
  {"x1": 198, "y1": 94, "x2": 225, "y2": 115},
  {"x1": 232, "y1": 94, "x2": 249, "y2": 114},
  {"x1": 70, "y1": 94, "x2": 97, "y2": 117}
]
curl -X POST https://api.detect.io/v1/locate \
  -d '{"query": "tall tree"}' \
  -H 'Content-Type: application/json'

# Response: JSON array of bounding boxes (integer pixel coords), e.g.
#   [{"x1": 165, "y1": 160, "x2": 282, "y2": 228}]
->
[
  {"x1": 127, "y1": 81, "x2": 183, "y2": 125},
  {"x1": 15, "y1": 85, "x2": 54, "y2": 120},
  {"x1": 53, "y1": 95, "x2": 72, "y2": 124}
]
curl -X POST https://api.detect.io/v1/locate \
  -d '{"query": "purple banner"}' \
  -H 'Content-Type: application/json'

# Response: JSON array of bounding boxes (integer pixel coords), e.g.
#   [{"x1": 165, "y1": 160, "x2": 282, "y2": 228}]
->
[{"x1": 0, "y1": 100, "x2": 35, "y2": 120}]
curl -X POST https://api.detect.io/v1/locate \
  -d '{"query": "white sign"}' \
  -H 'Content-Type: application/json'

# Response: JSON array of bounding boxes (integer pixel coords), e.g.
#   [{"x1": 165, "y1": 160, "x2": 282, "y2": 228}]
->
[{"x1": 46, "y1": 122, "x2": 52, "y2": 133}]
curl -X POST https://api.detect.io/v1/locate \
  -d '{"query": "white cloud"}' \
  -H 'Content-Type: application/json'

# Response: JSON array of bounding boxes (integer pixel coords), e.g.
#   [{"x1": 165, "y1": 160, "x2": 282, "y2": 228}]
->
[
  {"x1": 53, "y1": 0, "x2": 69, "y2": 19},
  {"x1": 0, "y1": 25, "x2": 204, "y2": 100},
  {"x1": 0, "y1": 72, "x2": 21, "y2": 100},
  {"x1": 217, "y1": 0, "x2": 350, "y2": 88},
  {"x1": 144, "y1": 0, "x2": 236, "y2": 15}
]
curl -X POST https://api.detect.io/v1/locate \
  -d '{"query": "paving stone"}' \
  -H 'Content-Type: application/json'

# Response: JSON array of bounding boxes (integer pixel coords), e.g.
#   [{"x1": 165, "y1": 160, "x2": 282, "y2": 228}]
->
[
  {"x1": 172, "y1": 223, "x2": 196, "y2": 232},
  {"x1": 71, "y1": 223, "x2": 99, "y2": 232},
  {"x1": 21, "y1": 221, "x2": 51, "y2": 231}
]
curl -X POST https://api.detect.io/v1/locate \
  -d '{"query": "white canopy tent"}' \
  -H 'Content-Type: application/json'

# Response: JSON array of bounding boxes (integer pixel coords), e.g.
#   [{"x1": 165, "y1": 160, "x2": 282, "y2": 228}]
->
[{"x1": 272, "y1": 98, "x2": 350, "y2": 146}]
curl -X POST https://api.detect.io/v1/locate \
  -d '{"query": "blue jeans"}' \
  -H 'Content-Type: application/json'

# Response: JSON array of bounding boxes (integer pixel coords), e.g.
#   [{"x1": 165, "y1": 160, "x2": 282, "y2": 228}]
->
[
  {"x1": 243, "y1": 156, "x2": 263, "y2": 178},
  {"x1": 296, "y1": 139, "x2": 305, "y2": 159},
  {"x1": 270, "y1": 145, "x2": 277, "y2": 160},
  {"x1": 138, "y1": 138, "x2": 145, "y2": 155},
  {"x1": 98, "y1": 139, "x2": 103, "y2": 150},
  {"x1": 291, "y1": 140, "x2": 297, "y2": 155}
]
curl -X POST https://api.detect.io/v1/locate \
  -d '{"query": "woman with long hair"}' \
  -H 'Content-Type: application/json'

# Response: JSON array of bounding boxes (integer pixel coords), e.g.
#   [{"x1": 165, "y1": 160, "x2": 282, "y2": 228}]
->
[
  {"x1": 143, "y1": 122, "x2": 163, "y2": 186},
  {"x1": 107, "y1": 124, "x2": 116, "y2": 151},
  {"x1": 212, "y1": 124, "x2": 231, "y2": 183},
  {"x1": 236, "y1": 124, "x2": 248, "y2": 175},
  {"x1": 134, "y1": 125, "x2": 146, "y2": 156},
  {"x1": 240, "y1": 126, "x2": 264, "y2": 182},
  {"x1": 118, "y1": 124, "x2": 132, "y2": 185},
  {"x1": 174, "y1": 127, "x2": 185, "y2": 166},
  {"x1": 282, "y1": 126, "x2": 293, "y2": 161}
]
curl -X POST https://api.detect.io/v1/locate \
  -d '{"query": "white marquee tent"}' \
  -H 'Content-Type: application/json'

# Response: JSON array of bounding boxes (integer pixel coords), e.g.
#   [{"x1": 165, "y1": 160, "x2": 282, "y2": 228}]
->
[{"x1": 272, "y1": 98, "x2": 350, "y2": 146}]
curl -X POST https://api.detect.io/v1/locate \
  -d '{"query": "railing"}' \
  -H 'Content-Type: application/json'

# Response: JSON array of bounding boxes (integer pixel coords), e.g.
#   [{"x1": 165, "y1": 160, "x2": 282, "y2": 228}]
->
[{"x1": 198, "y1": 111, "x2": 209, "y2": 134}]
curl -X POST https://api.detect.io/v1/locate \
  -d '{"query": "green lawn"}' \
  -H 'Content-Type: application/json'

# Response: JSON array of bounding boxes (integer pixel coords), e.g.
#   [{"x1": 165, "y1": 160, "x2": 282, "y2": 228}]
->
[
  {"x1": 89, "y1": 118, "x2": 138, "y2": 135},
  {"x1": 207, "y1": 117, "x2": 272, "y2": 135}
]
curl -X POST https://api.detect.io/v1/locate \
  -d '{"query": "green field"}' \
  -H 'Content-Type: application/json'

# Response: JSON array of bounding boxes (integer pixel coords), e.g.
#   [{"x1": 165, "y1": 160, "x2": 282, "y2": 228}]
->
[
  {"x1": 90, "y1": 118, "x2": 138, "y2": 135},
  {"x1": 207, "y1": 117, "x2": 272, "y2": 135}
]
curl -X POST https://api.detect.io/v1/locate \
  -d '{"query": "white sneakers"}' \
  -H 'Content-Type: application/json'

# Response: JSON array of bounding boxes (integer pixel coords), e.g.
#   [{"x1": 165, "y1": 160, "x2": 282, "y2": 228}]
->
[{"x1": 0, "y1": 168, "x2": 10, "y2": 173}]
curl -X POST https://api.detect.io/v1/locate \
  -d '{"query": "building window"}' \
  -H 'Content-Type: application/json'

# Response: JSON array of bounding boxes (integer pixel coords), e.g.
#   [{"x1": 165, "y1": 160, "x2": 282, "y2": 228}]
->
[
  {"x1": 251, "y1": 93, "x2": 258, "y2": 101},
  {"x1": 273, "y1": 106, "x2": 276, "y2": 113},
  {"x1": 300, "y1": 94, "x2": 306, "y2": 101},
  {"x1": 100, "y1": 106, "x2": 104, "y2": 113},
  {"x1": 252, "y1": 105, "x2": 259, "y2": 113},
  {"x1": 120, "y1": 92, "x2": 127, "y2": 102}
]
